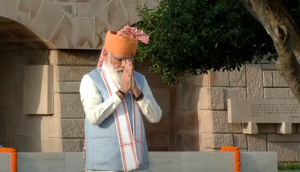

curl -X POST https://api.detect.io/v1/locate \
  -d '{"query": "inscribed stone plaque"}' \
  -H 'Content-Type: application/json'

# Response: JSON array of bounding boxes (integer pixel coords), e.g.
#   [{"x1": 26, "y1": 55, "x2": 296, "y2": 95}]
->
[{"x1": 228, "y1": 99, "x2": 300, "y2": 123}]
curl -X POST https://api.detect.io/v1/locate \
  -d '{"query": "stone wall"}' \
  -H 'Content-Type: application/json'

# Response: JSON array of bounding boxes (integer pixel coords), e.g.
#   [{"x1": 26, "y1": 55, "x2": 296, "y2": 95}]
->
[
  {"x1": 0, "y1": 0, "x2": 159, "y2": 49},
  {"x1": 170, "y1": 75, "x2": 200, "y2": 151},
  {"x1": 50, "y1": 50, "x2": 174, "y2": 152},
  {"x1": 135, "y1": 59, "x2": 174, "y2": 151},
  {"x1": 2, "y1": 49, "x2": 297, "y2": 161},
  {"x1": 0, "y1": 49, "x2": 175, "y2": 152},
  {"x1": 49, "y1": 50, "x2": 98, "y2": 152},
  {"x1": 0, "y1": 50, "x2": 53, "y2": 151},
  {"x1": 195, "y1": 62, "x2": 300, "y2": 162}
]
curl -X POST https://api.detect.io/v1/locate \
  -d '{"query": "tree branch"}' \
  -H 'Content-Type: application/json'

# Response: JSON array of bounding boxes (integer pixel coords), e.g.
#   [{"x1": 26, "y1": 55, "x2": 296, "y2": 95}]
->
[
  {"x1": 240, "y1": 0, "x2": 300, "y2": 103},
  {"x1": 240, "y1": 0, "x2": 260, "y2": 22}
]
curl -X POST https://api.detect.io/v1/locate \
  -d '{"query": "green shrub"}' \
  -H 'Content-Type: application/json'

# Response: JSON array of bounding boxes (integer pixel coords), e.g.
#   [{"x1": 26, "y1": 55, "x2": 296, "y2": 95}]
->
[
  {"x1": 279, "y1": 163, "x2": 300, "y2": 170},
  {"x1": 135, "y1": 0, "x2": 300, "y2": 85}
]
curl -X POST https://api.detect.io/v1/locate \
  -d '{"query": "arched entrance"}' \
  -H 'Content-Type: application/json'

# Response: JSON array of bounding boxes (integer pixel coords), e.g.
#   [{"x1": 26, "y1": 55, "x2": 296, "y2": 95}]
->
[{"x1": 0, "y1": 16, "x2": 56, "y2": 151}]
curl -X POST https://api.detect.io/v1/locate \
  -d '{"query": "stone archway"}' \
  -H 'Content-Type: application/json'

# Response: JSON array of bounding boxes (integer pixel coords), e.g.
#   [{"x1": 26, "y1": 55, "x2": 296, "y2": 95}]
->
[
  {"x1": 0, "y1": 0, "x2": 159, "y2": 49},
  {"x1": 0, "y1": 17, "x2": 55, "y2": 49},
  {"x1": 0, "y1": 16, "x2": 55, "y2": 151}
]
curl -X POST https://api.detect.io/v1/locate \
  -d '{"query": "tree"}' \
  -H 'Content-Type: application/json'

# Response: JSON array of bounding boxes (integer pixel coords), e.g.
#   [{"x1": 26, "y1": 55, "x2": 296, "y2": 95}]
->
[
  {"x1": 135, "y1": 0, "x2": 300, "y2": 103},
  {"x1": 240, "y1": 0, "x2": 300, "y2": 102}
]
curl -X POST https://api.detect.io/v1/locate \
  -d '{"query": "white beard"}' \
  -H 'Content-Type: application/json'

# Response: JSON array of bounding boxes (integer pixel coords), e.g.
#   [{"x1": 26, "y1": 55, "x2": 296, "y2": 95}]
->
[{"x1": 106, "y1": 56, "x2": 123, "y2": 85}]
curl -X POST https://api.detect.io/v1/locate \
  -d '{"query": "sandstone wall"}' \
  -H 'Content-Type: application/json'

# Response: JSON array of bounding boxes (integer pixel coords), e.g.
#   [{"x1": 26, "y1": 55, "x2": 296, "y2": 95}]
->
[
  {"x1": 2, "y1": 49, "x2": 297, "y2": 162},
  {"x1": 49, "y1": 50, "x2": 99, "y2": 152},
  {"x1": 0, "y1": 49, "x2": 174, "y2": 152},
  {"x1": 0, "y1": 0, "x2": 159, "y2": 49},
  {"x1": 0, "y1": 50, "x2": 52, "y2": 151},
  {"x1": 135, "y1": 59, "x2": 174, "y2": 151},
  {"x1": 194, "y1": 63, "x2": 300, "y2": 162},
  {"x1": 50, "y1": 50, "x2": 174, "y2": 152}
]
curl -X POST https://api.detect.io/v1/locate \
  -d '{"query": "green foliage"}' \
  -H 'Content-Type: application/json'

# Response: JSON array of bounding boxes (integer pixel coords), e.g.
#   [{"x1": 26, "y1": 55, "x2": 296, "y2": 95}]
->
[
  {"x1": 279, "y1": 163, "x2": 300, "y2": 170},
  {"x1": 135, "y1": 0, "x2": 300, "y2": 85}
]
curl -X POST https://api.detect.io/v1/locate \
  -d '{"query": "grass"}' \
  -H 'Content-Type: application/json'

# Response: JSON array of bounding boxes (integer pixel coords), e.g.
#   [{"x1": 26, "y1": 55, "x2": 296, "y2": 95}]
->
[{"x1": 279, "y1": 163, "x2": 300, "y2": 171}]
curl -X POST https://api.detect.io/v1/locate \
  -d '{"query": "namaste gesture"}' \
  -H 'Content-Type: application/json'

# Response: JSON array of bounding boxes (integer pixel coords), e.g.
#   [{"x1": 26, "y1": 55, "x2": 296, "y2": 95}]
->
[{"x1": 120, "y1": 59, "x2": 141, "y2": 99}]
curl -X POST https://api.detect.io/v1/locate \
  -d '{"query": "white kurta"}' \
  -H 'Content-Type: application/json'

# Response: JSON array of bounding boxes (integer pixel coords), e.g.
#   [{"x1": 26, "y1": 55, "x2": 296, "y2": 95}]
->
[{"x1": 80, "y1": 74, "x2": 162, "y2": 125}]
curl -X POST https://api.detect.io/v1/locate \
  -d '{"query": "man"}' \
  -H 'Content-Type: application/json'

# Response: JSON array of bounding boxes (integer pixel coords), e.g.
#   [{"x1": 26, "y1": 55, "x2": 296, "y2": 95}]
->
[{"x1": 80, "y1": 26, "x2": 162, "y2": 172}]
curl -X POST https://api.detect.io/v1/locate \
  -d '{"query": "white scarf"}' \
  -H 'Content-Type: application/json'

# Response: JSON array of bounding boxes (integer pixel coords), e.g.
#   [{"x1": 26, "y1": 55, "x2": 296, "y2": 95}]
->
[{"x1": 101, "y1": 62, "x2": 144, "y2": 172}]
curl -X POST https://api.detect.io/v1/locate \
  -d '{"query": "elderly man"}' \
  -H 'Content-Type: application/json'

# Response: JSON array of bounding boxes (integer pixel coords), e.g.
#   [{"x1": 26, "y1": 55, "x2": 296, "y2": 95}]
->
[{"x1": 79, "y1": 26, "x2": 162, "y2": 172}]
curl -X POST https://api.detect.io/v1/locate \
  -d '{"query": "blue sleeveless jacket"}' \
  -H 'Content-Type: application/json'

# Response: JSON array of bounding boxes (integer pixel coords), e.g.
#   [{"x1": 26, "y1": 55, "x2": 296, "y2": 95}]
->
[{"x1": 84, "y1": 68, "x2": 149, "y2": 171}]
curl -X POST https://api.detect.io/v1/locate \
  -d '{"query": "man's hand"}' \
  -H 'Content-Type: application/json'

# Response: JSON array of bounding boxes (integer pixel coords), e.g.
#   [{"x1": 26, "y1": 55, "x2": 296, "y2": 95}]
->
[
  {"x1": 129, "y1": 61, "x2": 142, "y2": 99},
  {"x1": 119, "y1": 59, "x2": 132, "y2": 94}
]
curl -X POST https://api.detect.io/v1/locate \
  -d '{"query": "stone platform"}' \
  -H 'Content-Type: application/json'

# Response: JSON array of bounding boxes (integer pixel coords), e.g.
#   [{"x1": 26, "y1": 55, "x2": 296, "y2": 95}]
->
[{"x1": 0, "y1": 151, "x2": 277, "y2": 172}]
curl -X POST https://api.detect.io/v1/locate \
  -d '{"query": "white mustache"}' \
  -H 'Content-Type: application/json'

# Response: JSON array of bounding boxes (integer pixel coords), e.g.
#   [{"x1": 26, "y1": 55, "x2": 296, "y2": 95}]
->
[{"x1": 116, "y1": 68, "x2": 124, "y2": 72}]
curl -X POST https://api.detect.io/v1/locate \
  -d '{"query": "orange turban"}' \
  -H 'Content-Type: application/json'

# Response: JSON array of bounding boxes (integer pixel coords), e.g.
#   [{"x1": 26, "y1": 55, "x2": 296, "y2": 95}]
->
[
  {"x1": 97, "y1": 26, "x2": 149, "y2": 68},
  {"x1": 104, "y1": 30, "x2": 138, "y2": 57}
]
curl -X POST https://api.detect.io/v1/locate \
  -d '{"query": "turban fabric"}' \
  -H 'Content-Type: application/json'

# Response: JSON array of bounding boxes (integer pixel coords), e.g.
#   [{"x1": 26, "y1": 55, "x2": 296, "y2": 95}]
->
[{"x1": 97, "y1": 26, "x2": 149, "y2": 68}]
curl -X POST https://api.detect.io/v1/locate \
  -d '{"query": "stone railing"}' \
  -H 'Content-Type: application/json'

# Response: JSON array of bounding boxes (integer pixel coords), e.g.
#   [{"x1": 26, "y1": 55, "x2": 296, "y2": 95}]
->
[{"x1": 0, "y1": 151, "x2": 277, "y2": 172}]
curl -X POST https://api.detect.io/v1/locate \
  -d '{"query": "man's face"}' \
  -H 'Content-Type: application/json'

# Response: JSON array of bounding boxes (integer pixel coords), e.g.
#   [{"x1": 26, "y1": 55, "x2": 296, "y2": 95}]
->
[
  {"x1": 107, "y1": 52, "x2": 133, "y2": 71},
  {"x1": 105, "y1": 51, "x2": 133, "y2": 84}
]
